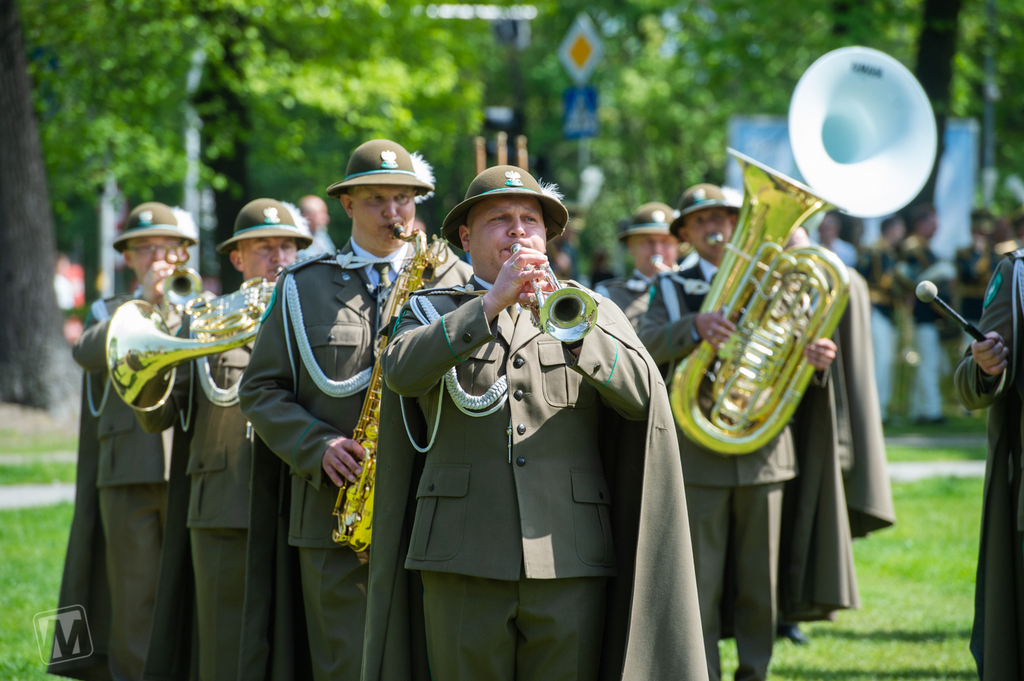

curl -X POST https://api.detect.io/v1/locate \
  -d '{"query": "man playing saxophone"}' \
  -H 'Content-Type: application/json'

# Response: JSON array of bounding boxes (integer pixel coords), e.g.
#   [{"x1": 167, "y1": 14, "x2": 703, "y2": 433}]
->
[
  {"x1": 237, "y1": 140, "x2": 471, "y2": 681},
  {"x1": 637, "y1": 183, "x2": 836, "y2": 681},
  {"x1": 362, "y1": 166, "x2": 707, "y2": 681},
  {"x1": 131, "y1": 198, "x2": 309, "y2": 681},
  {"x1": 63, "y1": 202, "x2": 196, "y2": 679}
]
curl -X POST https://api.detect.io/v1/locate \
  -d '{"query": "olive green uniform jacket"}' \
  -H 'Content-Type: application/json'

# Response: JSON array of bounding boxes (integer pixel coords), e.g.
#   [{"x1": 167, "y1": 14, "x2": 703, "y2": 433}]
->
[
  {"x1": 595, "y1": 271, "x2": 653, "y2": 330},
  {"x1": 362, "y1": 284, "x2": 708, "y2": 681},
  {"x1": 953, "y1": 254, "x2": 1024, "y2": 679},
  {"x1": 237, "y1": 244, "x2": 473, "y2": 680}
]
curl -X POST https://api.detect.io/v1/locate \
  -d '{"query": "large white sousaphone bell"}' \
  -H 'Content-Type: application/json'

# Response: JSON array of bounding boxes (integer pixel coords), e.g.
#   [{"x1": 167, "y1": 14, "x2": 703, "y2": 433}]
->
[{"x1": 789, "y1": 45, "x2": 938, "y2": 218}]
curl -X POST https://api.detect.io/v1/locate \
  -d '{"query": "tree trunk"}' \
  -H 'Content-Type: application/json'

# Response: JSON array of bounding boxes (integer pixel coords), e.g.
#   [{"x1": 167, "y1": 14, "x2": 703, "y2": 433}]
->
[
  {"x1": 0, "y1": 0, "x2": 79, "y2": 412},
  {"x1": 913, "y1": 0, "x2": 964, "y2": 205},
  {"x1": 196, "y1": 21, "x2": 250, "y2": 293}
]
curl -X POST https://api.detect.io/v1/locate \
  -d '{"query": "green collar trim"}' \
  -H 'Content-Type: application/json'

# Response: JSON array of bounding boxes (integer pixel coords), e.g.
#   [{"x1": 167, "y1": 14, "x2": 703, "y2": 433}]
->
[{"x1": 344, "y1": 168, "x2": 419, "y2": 181}]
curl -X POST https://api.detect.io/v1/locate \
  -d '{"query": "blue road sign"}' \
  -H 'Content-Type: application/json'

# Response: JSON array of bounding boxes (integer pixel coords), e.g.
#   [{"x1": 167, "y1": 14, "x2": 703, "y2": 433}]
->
[{"x1": 563, "y1": 87, "x2": 598, "y2": 139}]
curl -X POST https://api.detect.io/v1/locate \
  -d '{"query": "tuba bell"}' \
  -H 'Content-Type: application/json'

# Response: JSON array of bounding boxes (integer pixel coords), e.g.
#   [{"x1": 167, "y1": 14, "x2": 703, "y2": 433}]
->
[
  {"x1": 106, "y1": 277, "x2": 275, "y2": 411},
  {"x1": 669, "y1": 46, "x2": 937, "y2": 454}
]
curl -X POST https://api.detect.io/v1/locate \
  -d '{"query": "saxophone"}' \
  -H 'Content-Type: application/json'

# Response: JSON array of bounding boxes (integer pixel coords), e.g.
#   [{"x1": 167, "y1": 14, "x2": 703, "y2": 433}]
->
[{"x1": 332, "y1": 226, "x2": 448, "y2": 550}]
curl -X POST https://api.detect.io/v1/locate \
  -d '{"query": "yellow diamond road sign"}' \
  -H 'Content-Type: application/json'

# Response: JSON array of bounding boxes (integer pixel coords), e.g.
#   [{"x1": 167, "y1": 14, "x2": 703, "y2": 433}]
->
[{"x1": 558, "y1": 13, "x2": 604, "y2": 85}]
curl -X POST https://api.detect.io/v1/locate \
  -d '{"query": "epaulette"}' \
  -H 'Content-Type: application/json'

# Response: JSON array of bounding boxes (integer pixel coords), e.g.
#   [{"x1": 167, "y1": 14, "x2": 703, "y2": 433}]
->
[
  {"x1": 284, "y1": 251, "x2": 336, "y2": 274},
  {"x1": 411, "y1": 284, "x2": 486, "y2": 297},
  {"x1": 88, "y1": 294, "x2": 131, "y2": 323}
]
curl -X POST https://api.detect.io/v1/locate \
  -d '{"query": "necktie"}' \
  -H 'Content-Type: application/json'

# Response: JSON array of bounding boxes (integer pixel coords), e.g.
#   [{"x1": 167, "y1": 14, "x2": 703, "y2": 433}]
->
[{"x1": 374, "y1": 262, "x2": 392, "y2": 292}]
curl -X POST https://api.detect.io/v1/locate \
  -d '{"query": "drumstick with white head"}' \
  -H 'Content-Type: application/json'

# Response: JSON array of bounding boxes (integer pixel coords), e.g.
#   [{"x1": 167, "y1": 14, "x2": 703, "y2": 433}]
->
[{"x1": 915, "y1": 280, "x2": 986, "y2": 342}]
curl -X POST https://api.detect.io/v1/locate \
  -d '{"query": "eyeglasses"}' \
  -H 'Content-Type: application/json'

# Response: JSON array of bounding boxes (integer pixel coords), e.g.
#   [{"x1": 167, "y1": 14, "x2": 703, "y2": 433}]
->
[
  {"x1": 249, "y1": 242, "x2": 298, "y2": 258},
  {"x1": 126, "y1": 243, "x2": 188, "y2": 261}
]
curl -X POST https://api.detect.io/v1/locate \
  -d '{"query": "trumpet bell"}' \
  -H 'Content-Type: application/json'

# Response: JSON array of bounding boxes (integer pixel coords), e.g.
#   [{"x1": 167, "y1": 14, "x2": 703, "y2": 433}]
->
[
  {"x1": 106, "y1": 301, "x2": 181, "y2": 411},
  {"x1": 789, "y1": 46, "x2": 937, "y2": 218},
  {"x1": 538, "y1": 287, "x2": 598, "y2": 343}
]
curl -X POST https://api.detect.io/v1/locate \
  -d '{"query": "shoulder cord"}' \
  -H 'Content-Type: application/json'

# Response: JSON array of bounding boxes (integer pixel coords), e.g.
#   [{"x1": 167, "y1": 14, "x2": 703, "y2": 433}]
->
[
  {"x1": 284, "y1": 273, "x2": 372, "y2": 398},
  {"x1": 409, "y1": 295, "x2": 508, "y2": 416},
  {"x1": 85, "y1": 372, "x2": 111, "y2": 418},
  {"x1": 180, "y1": 362, "x2": 195, "y2": 432},
  {"x1": 660, "y1": 274, "x2": 683, "y2": 323},
  {"x1": 197, "y1": 356, "x2": 240, "y2": 408}
]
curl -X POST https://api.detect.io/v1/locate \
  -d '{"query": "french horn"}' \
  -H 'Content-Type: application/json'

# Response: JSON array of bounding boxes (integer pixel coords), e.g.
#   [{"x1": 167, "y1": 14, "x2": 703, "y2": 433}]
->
[{"x1": 670, "y1": 46, "x2": 937, "y2": 454}]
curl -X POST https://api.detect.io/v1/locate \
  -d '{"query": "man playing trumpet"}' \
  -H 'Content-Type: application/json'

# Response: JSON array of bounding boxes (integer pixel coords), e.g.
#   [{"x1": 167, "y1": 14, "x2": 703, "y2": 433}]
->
[
  {"x1": 595, "y1": 201, "x2": 681, "y2": 330},
  {"x1": 362, "y1": 166, "x2": 708, "y2": 681},
  {"x1": 132, "y1": 199, "x2": 309, "y2": 680},
  {"x1": 637, "y1": 183, "x2": 837, "y2": 681},
  {"x1": 237, "y1": 140, "x2": 470, "y2": 680},
  {"x1": 65, "y1": 202, "x2": 196, "y2": 679}
]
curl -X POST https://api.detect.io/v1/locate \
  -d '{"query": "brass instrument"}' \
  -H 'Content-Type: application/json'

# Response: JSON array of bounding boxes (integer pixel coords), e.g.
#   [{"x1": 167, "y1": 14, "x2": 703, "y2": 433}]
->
[
  {"x1": 332, "y1": 227, "x2": 449, "y2": 550},
  {"x1": 651, "y1": 254, "x2": 680, "y2": 272},
  {"x1": 670, "y1": 46, "x2": 937, "y2": 454},
  {"x1": 510, "y1": 242, "x2": 597, "y2": 342},
  {"x1": 106, "y1": 277, "x2": 275, "y2": 411},
  {"x1": 163, "y1": 265, "x2": 204, "y2": 317}
]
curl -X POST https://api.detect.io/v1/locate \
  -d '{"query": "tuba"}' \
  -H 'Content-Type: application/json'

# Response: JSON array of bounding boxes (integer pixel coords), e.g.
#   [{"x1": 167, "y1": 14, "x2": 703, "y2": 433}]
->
[
  {"x1": 670, "y1": 46, "x2": 937, "y2": 454},
  {"x1": 106, "y1": 277, "x2": 275, "y2": 411}
]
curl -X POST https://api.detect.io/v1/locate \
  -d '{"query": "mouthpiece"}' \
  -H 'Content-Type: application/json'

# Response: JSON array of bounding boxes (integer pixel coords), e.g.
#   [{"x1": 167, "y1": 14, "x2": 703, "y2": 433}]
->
[
  {"x1": 510, "y1": 243, "x2": 522, "y2": 255},
  {"x1": 916, "y1": 281, "x2": 938, "y2": 303},
  {"x1": 391, "y1": 224, "x2": 405, "y2": 239},
  {"x1": 706, "y1": 233, "x2": 725, "y2": 246},
  {"x1": 651, "y1": 254, "x2": 664, "y2": 267}
]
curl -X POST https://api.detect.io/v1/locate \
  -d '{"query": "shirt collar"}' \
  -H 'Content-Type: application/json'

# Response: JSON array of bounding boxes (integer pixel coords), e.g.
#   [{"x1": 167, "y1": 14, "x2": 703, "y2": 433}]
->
[
  {"x1": 631, "y1": 268, "x2": 652, "y2": 285},
  {"x1": 473, "y1": 275, "x2": 493, "y2": 291},
  {"x1": 699, "y1": 258, "x2": 718, "y2": 281},
  {"x1": 350, "y1": 238, "x2": 408, "y2": 271}
]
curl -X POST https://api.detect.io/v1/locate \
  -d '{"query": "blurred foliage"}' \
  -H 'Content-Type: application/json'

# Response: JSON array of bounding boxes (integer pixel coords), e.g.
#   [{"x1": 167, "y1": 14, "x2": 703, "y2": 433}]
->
[{"x1": 17, "y1": 0, "x2": 1024, "y2": 289}]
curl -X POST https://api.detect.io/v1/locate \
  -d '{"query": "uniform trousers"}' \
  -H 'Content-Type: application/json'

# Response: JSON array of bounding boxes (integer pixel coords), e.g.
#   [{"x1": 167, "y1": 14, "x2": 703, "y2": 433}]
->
[
  {"x1": 686, "y1": 482, "x2": 784, "y2": 681},
  {"x1": 98, "y1": 483, "x2": 167, "y2": 681},
  {"x1": 420, "y1": 568, "x2": 607, "y2": 681},
  {"x1": 870, "y1": 308, "x2": 896, "y2": 420},
  {"x1": 190, "y1": 527, "x2": 247, "y2": 681},
  {"x1": 911, "y1": 322, "x2": 944, "y2": 420},
  {"x1": 297, "y1": 546, "x2": 369, "y2": 681}
]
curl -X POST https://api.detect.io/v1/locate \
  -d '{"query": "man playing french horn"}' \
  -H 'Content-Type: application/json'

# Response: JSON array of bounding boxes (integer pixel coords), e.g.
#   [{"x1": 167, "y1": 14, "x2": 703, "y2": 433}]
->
[
  {"x1": 131, "y1": 198, "x2": 309, "y2": 681},
  {"x1": 237, "y1": 140, "x2": 471, "y2": 681},
  {"x1": 65, "y1": 202, "x2": 197, "y2": 680},
  {"x1": 361, "y1": 166, "x2": 707, "y2": 681},
  {"x1": 637, "y1": 183, "x2": 837, "y2": 681}
]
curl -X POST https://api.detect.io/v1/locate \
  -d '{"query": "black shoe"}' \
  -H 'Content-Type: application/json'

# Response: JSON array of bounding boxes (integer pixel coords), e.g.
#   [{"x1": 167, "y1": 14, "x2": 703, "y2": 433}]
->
[{"x1": 776, "y1": 622, "x2": 808, "y2": 645}]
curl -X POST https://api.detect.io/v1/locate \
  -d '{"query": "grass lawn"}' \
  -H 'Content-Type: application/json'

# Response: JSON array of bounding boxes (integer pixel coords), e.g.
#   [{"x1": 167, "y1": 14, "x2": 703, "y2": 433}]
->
[
  {"x1": 0, "y1": 430, "x2": 78, "y2": 456},
  {"x1": 0, "y1": 478, "x2": 983, "y2": 680},
  {"x1": 885, "y1": 445, "x2": 986, "y2": 462},
  {"x1": 0, "y1": 463, "x2": 77, "y2": 486}
]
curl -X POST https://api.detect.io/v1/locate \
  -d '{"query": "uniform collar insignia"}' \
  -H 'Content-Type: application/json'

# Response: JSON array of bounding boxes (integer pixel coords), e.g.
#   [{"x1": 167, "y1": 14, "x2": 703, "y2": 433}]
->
[
  {"x1": 504, "y1": 170, "x2": 523, "y2": 187},
  {"x1": 380, "y1": 150, "x2": 399, "y2": 169},
  {"x1": 263, "y1": 207, "x2": 281, "y2": 224},
  {"x1": 139, "y1": 210, "x2": 153, "y2": 226}
]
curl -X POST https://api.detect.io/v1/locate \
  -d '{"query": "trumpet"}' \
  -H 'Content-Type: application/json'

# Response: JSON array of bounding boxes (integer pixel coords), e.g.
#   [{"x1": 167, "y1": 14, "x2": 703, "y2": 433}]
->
[
  {"x1": 162, "y1": 266, "x2": 204, "y2": 317},
  {"x1": 650, "y1": 254, "x2": 680, "y2": 272},
  {"x1": 509, "y1": 243, "x2": 597, "y2": 342}
]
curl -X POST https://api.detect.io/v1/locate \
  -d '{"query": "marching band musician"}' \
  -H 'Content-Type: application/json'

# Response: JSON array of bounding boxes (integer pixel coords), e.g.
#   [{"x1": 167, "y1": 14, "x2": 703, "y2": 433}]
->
[
  {"x1": 237, "y1": 140, "x2": 471, "y2": 681},
  {"x1": 61, "y1": 203, "x2": 197, "y2": 680},
  {"x1": 954, "y1": 250, "x2": 1024, "y2": 679},
  {"x1": 955, "y1": 210, "x2": 997, "y2": 329},
  {"x1": 363, "y1": 166, "x2": 708, "y2": 681},
  {"x1": 594, "y1": 201, "x2": 680, "y2": 329},
  {"x1": 131, "y1": 199, "x2": 310, "y2": 681},
  {"x1": 636, "y1": 183, "x2": 837, "y2": 681}
]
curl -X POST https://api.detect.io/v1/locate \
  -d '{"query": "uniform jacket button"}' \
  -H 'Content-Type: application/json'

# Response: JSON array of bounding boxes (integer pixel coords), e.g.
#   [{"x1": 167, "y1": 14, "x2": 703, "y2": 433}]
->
[
  {"x1": 513, "y1": 357, "x2": 525, "y2": 368},
  {"x1": 428, "y1": 483, "x2": 435, "y2": 491},
  {"x1": 197, "y1": 462, "x2": 204, "y2": 469},
  {"x1": 462, "y1": 332, "x2": 472, "y2": 342},
  {"x1": 517, "y1": 424, "x2": 526, "y2": 435},
  {"x1": 305, "y1": 474, "x2": 312, "y2": 481},
  {"x1": 513, "y1": 389, "x2": 523, "y2": 401},
  {"x1": 516, "y1": 457, "x2": 526, "y2": 467}
]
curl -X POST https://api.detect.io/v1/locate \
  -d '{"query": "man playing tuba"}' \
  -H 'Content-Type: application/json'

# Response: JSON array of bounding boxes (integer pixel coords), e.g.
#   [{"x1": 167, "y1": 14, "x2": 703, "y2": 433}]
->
[
  {"x1": 237, "y1": 140, "x2": 471, "y2": 680},
  {"x1": 131, "y1": 199, "x2": 310, "y2": 680},
  {"x1": 637, "y1": 183, "x2": 837, "y2": 681}
]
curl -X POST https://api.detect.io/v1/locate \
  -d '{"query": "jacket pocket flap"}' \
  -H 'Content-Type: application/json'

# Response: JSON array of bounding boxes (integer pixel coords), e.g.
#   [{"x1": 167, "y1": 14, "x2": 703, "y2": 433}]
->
[
  {"x1": 416, "y1": 464, "x2": 470, "y2": 498},
  {"x1": 537, "y1": 340, "x2": 566, "y2": 367},
  {"x1": 186, "y1": 446, "x2": 228, "y2": 475},
  {"x1": 216, "y1": 347, "x2": 250, "y2": 369},
  {"x1": 307, "y1": 322, "x2": 363, "y2": 348},
  {"x1": 467, "y1": 341, "x2": 500, "y2": 363},
  {"x1": 99, "y1": 408, "x2": 136, "y2": 437},
  {"x1": 571, "y1": 469, "x2": 611, "y2": 505}
]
